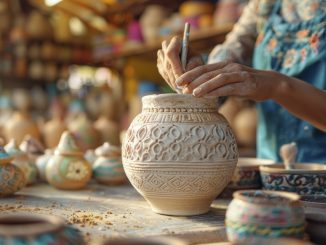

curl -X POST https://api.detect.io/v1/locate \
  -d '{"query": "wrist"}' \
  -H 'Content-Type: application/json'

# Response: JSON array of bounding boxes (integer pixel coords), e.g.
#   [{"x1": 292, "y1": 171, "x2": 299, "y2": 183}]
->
[{"x1": 270, "y1": 71, "x2": 291, "y2": 102}]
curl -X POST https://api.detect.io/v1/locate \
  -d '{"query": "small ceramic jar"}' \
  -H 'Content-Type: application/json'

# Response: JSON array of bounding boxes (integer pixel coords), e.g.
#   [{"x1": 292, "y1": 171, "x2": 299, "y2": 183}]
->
[
  {"x1": 0, "y1": 213, "x2": 85, "y2": 245},
  {"x1": 5, "y1": 139, "x2": 37, "y2": 185},
  {"x1": 46, "y1": 131, "x2": 92, "y2": 190},
  {"x1": 93, "y1": 143, "x2": 126, "y2": 185},
  {"x1": 225, "y1": 190, "x2": 305, "y2": 242},
  {"x1": 35, "y1": 149, "x2": 53, "y2": 182},
  {"x1": 0, "y1": 146, "x2": 26, "y2": 197}
]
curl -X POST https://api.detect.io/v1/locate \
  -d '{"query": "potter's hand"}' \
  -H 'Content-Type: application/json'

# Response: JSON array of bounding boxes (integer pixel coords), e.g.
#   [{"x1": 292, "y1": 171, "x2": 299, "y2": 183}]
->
[
  {"x1": 157, "y1": 36, "x2": 204, "y2": 92},
  {"x1": 176, "y1": 61, "x2": 282, "y2": 101}
]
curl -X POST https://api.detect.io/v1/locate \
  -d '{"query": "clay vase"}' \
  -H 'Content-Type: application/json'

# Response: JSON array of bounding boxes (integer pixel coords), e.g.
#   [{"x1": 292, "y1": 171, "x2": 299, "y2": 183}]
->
[
  {"x1": 225, "y1": 190, "x2": 305, "y2": 242},
  {"x1": 4, "y1": 111, "x2": 41, "y2": 144},
  {"x1": 233, "y1": 107, "x2": 257, "y2": 147},
  {"x1": 0, "y1": 146, "x2": 25, "y2": 197},
  {"x1": 68, "y1": 114, "x2": 101, "y2": 151},
  {"x1": 35, "y1": 149, "x2": 53, "y2": 182},
  {"x1": 122, "y1": 94, "x2": 238, "y2": 216},
  {"x1": 5, "y1": 139, "x2": 37, "y2": 185},
  {"x1": 0, "y1": 213, "x2": 85, "y2": 245},
  {"x1": 43, "y1": 117, "x2": 67, "y2": 149},
  {"x1": 20, "y1": 135, "x2": 44, "y2": 165},
  {"x1": 46, "y1": 131, "x2": 92, "y2": 190},
  {"x1": 94, "y1": 116, "x2": 120, "y2": 146},
  {"x1": 93, "y1": 143, "x2": 126, "y2": 185}
]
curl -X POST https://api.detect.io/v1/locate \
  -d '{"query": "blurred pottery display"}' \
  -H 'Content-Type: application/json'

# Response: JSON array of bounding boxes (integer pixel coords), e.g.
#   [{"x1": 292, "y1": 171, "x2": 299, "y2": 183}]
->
[
  {"x1": 233, "y1": 107, "x2": 257, "y2": 147},
  {"x1": 46, "y1": 131, "x2": 92, "y2": 190},
  {"x1": 94, "y1": 116, "x2": 120, "y2": 146},
  {"x1": 260, "y1": 163, "x2": 326, "y2": 195},
  {"x1": 305, "y1": 212, "x2": 326, "y2": 245},
  {"x1": 4, "y1": 112, "x2": 40, "y2": 145},
  {"x1": 122, "y1": 94, "x2": 238, "y2": 216},
  {"x1": 228, "y1": 158, "x2": 275, "y2": 189},
  {"x1": 28, "y1": 60, "x2": 44, "y2": 80},
  {"x1": 0, "y1": 214, "x2": 84, "y2": 245},
  {"x1": 0, "y1": 146, "x2": 25, "y2": 197},
  {"x1": 35, "y1": 149, "x2": 53, "y2": 182},
  {"x1": 26, "y1": 11, "x2": 53, "y2": 39},
  {"x1": 41, "y1": 42, "x2": 57, "y2": 60},
  {"x1": 225, "y1": 190, "x2": 305, "y2": 242},
  {"x1": 93, "y1": 143, "x2": 126, "y2": 185},
  {"x1": 20, "y1": 135, "x2": 44, "y2": 163},
  {"x1": 95, "y1": 236, "x2": 187, "y2": 245},
  {"x1": 5, "y1": 139, "x2": 37, "y2": 185},
  {"x1": 30, "y1": 87, "x2": 48, "y2": 112},
  {"x1": 53, "y1": 12, "x2": 72, "y2": 42},
  {"x1": 12, "y1": 89, "x2": 31, "y2": 112},
  {"x1": 43, "y1": 115, "x2": 67, "y2": 149},
  {"x1": 68, "y1": 114, "x2": 101, "y2": 151}
]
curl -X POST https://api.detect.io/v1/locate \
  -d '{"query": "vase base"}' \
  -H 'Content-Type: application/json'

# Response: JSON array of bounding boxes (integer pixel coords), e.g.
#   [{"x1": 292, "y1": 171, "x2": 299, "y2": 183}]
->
[{"x1": 146, "y1": 197, "x2": 212, "y2": 216}]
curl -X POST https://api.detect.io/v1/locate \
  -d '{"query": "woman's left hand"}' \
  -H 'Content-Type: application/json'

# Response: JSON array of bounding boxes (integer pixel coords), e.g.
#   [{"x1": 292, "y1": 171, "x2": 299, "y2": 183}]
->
[{"x1": 177, "y1": 61, "x2": 285, "y2": 102}]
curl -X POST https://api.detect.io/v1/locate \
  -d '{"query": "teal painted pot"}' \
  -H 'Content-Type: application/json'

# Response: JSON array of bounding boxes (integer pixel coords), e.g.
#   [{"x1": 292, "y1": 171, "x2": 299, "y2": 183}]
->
[
  {"x1": 225, "y1": 190, "x2": 305, "y2": 242},
  {"x1": 93, "y1": 143, "x2": 126, "y2": 185},
  {"x1": 0, "y1": 214, "x2": 84, "y2": 245},
  {"x1": 0, "y1": 146, "x2": 26, "y2": 197}
]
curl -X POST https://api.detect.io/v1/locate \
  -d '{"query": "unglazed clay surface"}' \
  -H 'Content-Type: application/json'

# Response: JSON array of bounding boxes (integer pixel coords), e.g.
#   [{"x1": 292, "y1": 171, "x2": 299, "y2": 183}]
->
[{"x1": 122, "y1": 94, "x2": 238, "y2": 215}]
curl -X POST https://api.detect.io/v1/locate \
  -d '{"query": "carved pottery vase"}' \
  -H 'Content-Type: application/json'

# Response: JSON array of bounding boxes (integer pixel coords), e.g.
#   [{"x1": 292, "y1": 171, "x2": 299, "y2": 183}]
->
[
  {"x1": 46, "y1": 131, "x2": 92, "y2": 190},
  {"x1": 225, "y1": 190, "x2": 305, "y2": 242},
  {"x1": 93, "y1": 143, "x2": 126, "y2": 185},
  {"x1": 0, "y1": 213, "x2": 84, "y2": 245},
  {"x1": 5, "y1": 139, "x2": 37, "y2": 185},
  {"x1": 68, "y1": 114, "x2": 101, "y2": 151},
  {"x1": 0, "y1": 146, "x2": 25, "y2": 197},
  {"x1": 35, "y1": 149, "x2": 53, "y2": 182},
  {"x1": 122, "y1": 94, "x2": 238, "y2": 216}
]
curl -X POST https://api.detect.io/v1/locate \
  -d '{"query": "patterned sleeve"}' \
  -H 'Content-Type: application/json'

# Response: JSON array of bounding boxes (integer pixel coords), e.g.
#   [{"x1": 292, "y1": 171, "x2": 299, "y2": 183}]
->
[{"x1": 208, "y1": 0, "x2": 260, "y2": 66}]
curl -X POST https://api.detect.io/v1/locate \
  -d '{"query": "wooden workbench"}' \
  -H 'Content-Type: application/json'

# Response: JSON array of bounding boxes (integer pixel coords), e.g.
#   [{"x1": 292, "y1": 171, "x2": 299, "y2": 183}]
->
[{"x1": 0, "y1": 182, "x2": 230, "y2": 244}]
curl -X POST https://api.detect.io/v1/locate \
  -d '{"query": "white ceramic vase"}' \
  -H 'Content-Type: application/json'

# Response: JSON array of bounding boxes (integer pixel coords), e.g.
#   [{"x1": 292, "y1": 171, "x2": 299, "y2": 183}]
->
[{"x1": 122, "y1": 94, "x2": 238, "y2": 216}]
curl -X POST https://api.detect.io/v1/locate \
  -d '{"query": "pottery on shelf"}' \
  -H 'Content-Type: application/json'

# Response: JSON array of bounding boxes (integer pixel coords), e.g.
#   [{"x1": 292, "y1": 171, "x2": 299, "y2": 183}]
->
[
  {"x1": 260, "y1": 163, "x2": 326, "y2": 195},
  {"x1": 4, "y1": 111, "x2": 41, "y2": 144},
  {"x1": 93, "y1": 143, "x2": 126, "y2": 185},
  {"x1": 68, "y1": 114, "x2": 101, "y2": 151},
  {"x1": 35, "y1": 149, "x2": 53, "y2": 182},
  {"x1": 225, "y1": 190, "x2": 305, "y2": 242},
  {"x1": 0, "y1": 213, "x2": 84, "y2": 245},
  {"x1": 46, "y1": 131, "x2": 92, "y2": 190},
  {"x1": 122, "y1": 94, "x2": 238, "y2": 216},
  {"x1": 43, "y1": 117, "x2": 67, "y2": 149},
  {"x1": 94, "y1": 116, "x2": 120, "y2": 146},
  {"x1": 0, "y1": 146, "x2": 25, "y2": 197},
  {"x1": 305, "y1": 212, "x2": 326, "y2": 245},
  {"x1": 5, "y1": 139, "x2": 37, "y2": 185}
]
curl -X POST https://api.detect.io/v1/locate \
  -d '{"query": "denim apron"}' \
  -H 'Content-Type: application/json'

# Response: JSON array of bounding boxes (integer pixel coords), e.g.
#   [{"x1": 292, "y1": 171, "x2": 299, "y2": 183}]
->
[{"x1": 253, "y1": 0, "x2": 326, "y2": 163}]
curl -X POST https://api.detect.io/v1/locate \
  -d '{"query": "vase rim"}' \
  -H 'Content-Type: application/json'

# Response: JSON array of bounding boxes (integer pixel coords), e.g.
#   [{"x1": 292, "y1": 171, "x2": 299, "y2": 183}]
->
[
  {"x1": 141, "y1": 93, "x2": 218, "y2": 109},
  {"x1": 0, "y1": 214, "x2": 64, "y2": 236},
  {"x1": 233, "y1": 190, "x2": 300, "y2": 205}
]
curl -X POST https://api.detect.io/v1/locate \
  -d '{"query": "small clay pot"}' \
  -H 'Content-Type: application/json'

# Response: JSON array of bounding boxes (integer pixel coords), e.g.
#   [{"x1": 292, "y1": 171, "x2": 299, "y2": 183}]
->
[
  {"x1": 226, "y1": 190, "x2": 305, "y2": 242},
  {"x1": 46, "y1": 131, "x2": 92, "y2": 190},
  {"x1": 0, "y1": 146, "x2": 26, "y2": 197},
  {"x1": 93, "y1": 143, "x2": 126, "y2": 185},
  {"x1": 5, "y1": 139, "x2": 37, "y2": 185},
  {"x1": 0, "y1": 213, "x2": 85, "y2": 245}
]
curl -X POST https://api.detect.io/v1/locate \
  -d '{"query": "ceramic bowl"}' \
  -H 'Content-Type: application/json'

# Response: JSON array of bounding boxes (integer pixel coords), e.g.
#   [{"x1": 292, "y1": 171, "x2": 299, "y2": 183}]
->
[
  {"x1": 300, "y1": 195, "x2": 326, "y2": 214},
  {"x1": 0, "y1": 213, "x2": 84, "y2": 245},
  {"x1": 225, "y1": 190, "x2": 305, "y2": 242},
  {"x1": 305, "y1": 212, "x2": 326, "y2": 245},
  {"x1": 260, "y1": 164, "x2": 326, "y2": 196},
  {"x1": 228, "y1": 158, "x2": 275, "y2": 189}
]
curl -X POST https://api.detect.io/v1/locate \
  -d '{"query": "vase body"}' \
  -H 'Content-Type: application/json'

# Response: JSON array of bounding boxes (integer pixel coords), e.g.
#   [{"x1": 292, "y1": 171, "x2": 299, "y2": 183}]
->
[
  {"x1": 35, "y1": 150, "x2": 53, "y2": 182},
  {"x1": 122, "y1": 94, "x2": 238, "y2": 216},
  {"x1": 0, "y1": 214, "x2": 84, "y2": 245},
  {"x1": 226, "y1": 190, "x2": 305, "y2": 242}
]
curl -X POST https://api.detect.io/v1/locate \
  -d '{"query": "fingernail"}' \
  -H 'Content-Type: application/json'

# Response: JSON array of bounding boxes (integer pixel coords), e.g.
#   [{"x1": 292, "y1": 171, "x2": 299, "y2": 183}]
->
[{"x1": 193, "y1": 87, "x2": 202, "y2": 97}]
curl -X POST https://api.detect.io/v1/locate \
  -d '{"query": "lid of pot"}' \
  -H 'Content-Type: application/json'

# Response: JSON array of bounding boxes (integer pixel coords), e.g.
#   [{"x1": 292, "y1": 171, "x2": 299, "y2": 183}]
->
[
  {"x1": 95, "y1": 142, "x2": 121, "y2": 157},
  {"x1": 55, "y1": 131, "x2": 83, "y2": 156}
]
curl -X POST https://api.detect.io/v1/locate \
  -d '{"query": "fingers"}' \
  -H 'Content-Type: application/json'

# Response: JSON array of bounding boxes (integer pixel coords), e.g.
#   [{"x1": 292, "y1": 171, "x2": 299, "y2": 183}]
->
[
  {"x1": 176, "y1": 61, "x2": 229, "y2": 86},
  {"x1": 205, "y1": 82, "x2": 245, "y2": 97},
  {"x1": 193, "y1": 72, "x2": 247, "y2": 97},
  {"x1": 186, "y1": 56, "x2": 204, "y2": 72},
  {"x1": 165, "y1": 36, "x2": 183, "y2": 80},
  {"x1": 157, "y1": 49, "x2": 174, "y2": 90}
]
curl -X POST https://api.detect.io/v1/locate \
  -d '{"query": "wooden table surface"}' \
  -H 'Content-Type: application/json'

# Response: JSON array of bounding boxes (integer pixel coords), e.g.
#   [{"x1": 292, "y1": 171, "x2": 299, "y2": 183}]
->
[{"x1": 0, "y1": 182, "x2": 231, "y2": 244}]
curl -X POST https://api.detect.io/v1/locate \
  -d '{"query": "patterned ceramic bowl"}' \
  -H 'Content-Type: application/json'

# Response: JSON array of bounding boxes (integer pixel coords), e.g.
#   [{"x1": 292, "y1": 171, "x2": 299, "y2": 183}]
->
[
  {"x1": 260, "y1": 164, "x2": 326, "y2": 196},
  {"x1": 226, "y1": 190, "x2": 305, "y2": 242}
]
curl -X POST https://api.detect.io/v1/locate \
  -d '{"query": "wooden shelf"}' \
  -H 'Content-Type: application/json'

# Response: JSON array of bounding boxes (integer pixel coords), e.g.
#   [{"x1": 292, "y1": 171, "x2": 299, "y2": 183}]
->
[{"x1": 95, "y1": 24, "x2": 233, "y2": 65}]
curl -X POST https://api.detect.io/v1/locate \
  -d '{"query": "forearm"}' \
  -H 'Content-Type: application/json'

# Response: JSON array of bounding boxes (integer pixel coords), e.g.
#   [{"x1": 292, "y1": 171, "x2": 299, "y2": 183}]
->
[{"x1": 272, "y1": 74, "x2": 326, "y2": 132}]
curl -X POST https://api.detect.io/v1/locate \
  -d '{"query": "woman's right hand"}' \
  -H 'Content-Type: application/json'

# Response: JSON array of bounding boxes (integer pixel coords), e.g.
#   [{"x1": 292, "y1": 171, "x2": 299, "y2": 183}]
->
[{"x1": 157, "y1": 36, "x2": 204, "y2": 93}]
